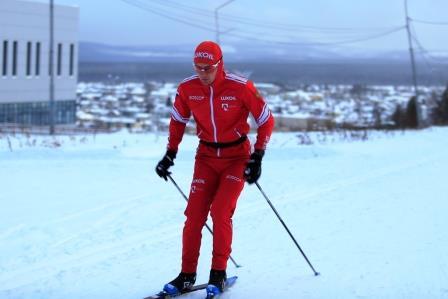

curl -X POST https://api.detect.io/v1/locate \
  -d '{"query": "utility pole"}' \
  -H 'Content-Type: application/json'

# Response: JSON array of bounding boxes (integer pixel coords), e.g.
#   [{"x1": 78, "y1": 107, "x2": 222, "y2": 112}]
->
[
  {"x1": 49, "y1": 0, "x2": 55, "y2": 134},
  {"x1": 404, "y1": 0, "x2": 421, "y2": 127},
  {"x1": 215, "y1": 0, "x2": 235, "y2": 45}
]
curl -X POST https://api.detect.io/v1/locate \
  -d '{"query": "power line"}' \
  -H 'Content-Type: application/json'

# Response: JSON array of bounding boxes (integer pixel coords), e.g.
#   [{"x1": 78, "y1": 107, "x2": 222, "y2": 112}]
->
[
  {"x1": 411, "y1": 29, "x2": 448, "y2": 64},
  {"x1": 120, "y1": 0, "x2": 405, "y2": 48},
  {"x1": 410, "y1": 18, "x2": 448, "y2": 26},
  {"x1": 144, "y1": 0, "x2": 403, "y2": 33},
  {"x1": 412, "y1": 35, "x2": 436, "y2": 70},
  {"x1": 224, "y1": 26, "x2": 406, "y2": 47},
  {"x1": 128, "y1": 0, "x2": 406, "y2": 44},
  {"x1": 215, "y1": 0, "x2": 235, "y2": 45},
  {"x1": 413, "y1": 44, "x2": 446, "y2": 85},
  {"x1": 410, "y1": 22, "x2": 448, "y2": 62},
  {"x1": 185, "y1": 19, "x2": 403, "y2": 43},
  {"x1": 120, "y1": 0, "x2": 216, "y2": 33},
  {"x1": 220, "y1": 13, "x2": 399, "y2": 33},
  {"x1": 410, "y1": 24, "x2": 447, "y2": 87}
]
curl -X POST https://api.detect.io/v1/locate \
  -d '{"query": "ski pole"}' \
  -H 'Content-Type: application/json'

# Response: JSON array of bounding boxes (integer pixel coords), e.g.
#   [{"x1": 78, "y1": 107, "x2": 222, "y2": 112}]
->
[
  {"x1": 255, "y1": 181, "x2": 320, "y2": 276},
  {"x1": 167, "y1": 174, "x2": 242, "y2": 268}
]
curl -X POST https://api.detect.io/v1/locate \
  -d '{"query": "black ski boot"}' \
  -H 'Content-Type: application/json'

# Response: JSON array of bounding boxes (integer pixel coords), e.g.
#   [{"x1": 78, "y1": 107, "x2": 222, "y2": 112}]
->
[
  {"x1": 206, "y1": 269, "x2": 227, "y2": 297},
  {"x1": 163, "y1": 272, "x2": 196, "y2": 296}
]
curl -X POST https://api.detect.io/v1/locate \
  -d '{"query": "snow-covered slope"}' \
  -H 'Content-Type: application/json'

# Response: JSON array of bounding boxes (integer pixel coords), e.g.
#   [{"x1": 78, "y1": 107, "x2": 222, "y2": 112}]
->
[{"x1": 1, "y1": 128, "x2": 447, "y2": 299}]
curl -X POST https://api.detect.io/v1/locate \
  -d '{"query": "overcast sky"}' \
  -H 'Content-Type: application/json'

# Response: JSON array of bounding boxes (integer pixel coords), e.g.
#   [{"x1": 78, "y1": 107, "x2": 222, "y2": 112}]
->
[{"x1": 48, "y1": 0, "x2": 447, "y2": 53}]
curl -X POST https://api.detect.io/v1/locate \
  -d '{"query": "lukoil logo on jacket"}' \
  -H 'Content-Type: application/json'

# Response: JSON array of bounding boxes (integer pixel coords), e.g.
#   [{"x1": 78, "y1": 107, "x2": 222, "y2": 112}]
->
[{"x1": 220, "y1": 96, "x2": 236, "y2": 101}]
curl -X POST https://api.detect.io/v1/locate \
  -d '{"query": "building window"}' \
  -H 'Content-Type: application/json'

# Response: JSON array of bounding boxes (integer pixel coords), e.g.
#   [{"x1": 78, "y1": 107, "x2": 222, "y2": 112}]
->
[
  {"x1": 2, "y1": 40, "x2": 7, "y2": 76},
  {"x1": 12, "y1": 41, "x2": 18, "y2": 77},
  {"x1": 26, "y1": 41, "x2": 32, "y2": 76},
  {"x1": 69, "y1": 43, "x2": 74, "y2": 76},
  {"x1": 57, "y1": 43, "x2": 62, "y2": 76},
  {"x1": 35, "y1": 42, "x2": 41, "y2": 76}
]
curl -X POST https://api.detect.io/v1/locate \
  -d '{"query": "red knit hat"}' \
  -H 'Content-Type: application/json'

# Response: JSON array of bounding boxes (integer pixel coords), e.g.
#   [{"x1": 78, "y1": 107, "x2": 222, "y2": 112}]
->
[{"x1": 193, "y1": 41, "x2": 222, "y2": 65}]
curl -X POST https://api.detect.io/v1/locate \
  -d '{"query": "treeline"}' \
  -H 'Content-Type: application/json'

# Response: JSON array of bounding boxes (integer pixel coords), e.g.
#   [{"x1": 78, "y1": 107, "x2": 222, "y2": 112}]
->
[{"x1": 393, "y1": 85, "x2": 448, "y2": 128}]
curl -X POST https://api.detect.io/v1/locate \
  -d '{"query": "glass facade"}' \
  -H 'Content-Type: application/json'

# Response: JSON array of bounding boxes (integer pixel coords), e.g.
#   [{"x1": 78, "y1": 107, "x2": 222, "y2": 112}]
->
[{"x1": 0, "y1": 100, "x2": 76, "y2": 125}]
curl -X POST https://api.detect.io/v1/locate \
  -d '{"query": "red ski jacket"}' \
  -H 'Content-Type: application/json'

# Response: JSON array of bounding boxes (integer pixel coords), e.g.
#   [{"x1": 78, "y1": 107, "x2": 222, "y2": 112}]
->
[{"x1": 167, "y1": 71, "x2": 274, "y2": 155}]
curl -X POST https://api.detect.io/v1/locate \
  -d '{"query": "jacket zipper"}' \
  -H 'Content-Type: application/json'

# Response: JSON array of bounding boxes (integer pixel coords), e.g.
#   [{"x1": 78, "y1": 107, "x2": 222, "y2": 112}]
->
[
  {"x1": 234, "y1": 128, "x2": 242, "y2": 138},
  {"x1": 209, "y1": 86, "x2": 220, "y2": 157}
]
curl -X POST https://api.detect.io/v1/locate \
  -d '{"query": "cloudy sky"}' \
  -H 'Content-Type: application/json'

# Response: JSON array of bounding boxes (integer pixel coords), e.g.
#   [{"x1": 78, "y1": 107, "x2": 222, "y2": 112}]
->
[{"x1": 48, "y1": 0, "x2": 447, "y2": 53}]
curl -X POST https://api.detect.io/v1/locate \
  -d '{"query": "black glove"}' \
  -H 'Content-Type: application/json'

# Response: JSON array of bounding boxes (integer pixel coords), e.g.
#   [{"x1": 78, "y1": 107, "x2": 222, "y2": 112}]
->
[
  {"x1": 155, "y1": 150, "x2": 176, "y2": 181},
  {"x1": 244, "y1": 149, "x2": 264, "y2": 184}
]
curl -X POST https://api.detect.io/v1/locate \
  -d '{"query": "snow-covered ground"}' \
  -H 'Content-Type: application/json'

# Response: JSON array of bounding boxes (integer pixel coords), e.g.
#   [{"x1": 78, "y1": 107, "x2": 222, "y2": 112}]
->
[{"x1": 1, "y1": 128, "x2": 448, "y2": 299}]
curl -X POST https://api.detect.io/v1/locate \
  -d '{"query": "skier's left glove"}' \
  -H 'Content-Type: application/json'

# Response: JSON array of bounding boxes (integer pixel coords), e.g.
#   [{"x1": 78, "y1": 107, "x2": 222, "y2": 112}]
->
[
  {"x1": 244, "y1": 149, "x2": 264, "y2": 184},
  {"x1": 155, "y1": 150, "x2": 176, "y2": 181}
]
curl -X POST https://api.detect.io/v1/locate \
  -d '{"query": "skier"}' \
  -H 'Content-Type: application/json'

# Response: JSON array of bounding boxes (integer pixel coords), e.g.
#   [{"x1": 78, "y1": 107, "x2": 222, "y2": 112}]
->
[{"x1": 155, "y1": 40, "x2": 274, "y2": 297}]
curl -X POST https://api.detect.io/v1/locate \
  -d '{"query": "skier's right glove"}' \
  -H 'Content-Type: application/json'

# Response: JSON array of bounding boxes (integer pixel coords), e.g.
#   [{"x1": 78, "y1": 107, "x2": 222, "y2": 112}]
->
[
  {"x1": 244, "y1": 149, "x2": 264, "y2": 184},
  {"x1": 155, "y1": 150, "x2": 177, "y2": 181}
]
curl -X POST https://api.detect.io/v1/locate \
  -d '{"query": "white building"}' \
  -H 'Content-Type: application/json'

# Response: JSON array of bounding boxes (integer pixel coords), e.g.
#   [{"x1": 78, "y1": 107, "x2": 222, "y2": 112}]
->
[{"x1": 0, "y1": 0, "x2": 79, "y2": 125}]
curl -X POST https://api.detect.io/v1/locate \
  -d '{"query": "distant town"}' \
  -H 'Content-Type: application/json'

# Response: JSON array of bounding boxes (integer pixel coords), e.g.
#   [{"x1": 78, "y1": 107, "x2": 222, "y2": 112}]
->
[{"x1": 75, "y1": 81, "x2": 447, "y2": 132}]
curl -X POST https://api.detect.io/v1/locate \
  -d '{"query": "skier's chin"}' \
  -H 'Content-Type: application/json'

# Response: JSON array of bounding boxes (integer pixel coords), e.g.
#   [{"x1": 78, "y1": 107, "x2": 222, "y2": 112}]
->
[{"x1": 199, "y1": 78, "x2": 213, "y2": 85}]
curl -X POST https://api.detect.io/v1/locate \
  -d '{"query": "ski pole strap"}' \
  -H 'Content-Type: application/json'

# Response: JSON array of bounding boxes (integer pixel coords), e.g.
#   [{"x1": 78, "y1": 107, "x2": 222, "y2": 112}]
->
[{"x1": 200, "y1": 135, "x2": 247, "y2": 149}]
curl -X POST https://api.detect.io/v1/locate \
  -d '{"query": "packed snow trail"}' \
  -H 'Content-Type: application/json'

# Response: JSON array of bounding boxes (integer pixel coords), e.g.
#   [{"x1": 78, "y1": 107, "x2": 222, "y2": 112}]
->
[{"x1": 1, "y1": 128, "x2": 447, "y2": 299}]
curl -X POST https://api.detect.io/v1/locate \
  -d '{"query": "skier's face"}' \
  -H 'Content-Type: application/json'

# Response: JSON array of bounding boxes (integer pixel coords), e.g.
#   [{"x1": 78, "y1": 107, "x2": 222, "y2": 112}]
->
[{"x1": 193, "y1": 60, "x2": 220, "y2": 85}]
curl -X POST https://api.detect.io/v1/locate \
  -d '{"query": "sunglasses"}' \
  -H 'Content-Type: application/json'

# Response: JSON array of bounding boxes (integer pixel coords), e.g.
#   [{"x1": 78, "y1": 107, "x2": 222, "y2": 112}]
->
[{"x1": 193, "y1": 60, "x2": 221, "y2": 73}]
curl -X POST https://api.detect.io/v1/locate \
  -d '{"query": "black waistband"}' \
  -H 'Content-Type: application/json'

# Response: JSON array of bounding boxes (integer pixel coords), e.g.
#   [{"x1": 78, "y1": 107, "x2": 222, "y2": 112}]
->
[{"x1": 200, "y1": 135, "x2": 247, "y2": 149}]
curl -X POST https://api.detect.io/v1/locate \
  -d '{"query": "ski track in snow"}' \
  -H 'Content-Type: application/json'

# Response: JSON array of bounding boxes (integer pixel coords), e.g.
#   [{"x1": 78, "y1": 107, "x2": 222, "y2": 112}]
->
[
  {"x1": 1, "y1": 129, "x2": 448, "y2": 298},
  {"x1": 237, "y1": 152, "x2": 443, "y2": 218},
  {"x1": 0, "y1": 193, "x2": 148, "y2": 242},
  {"x1": 0, "y1": 225, "x2": 181, "y2": 291},
  {"x1": 0, "y1": 192, "x2": 186, "y2": 290}
]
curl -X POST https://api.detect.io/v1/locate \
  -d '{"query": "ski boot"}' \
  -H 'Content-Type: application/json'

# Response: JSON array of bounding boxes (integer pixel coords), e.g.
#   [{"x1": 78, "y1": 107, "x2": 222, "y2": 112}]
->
[
  {"x1": 206, "y1": 269, "x2": 226, "y2": 298},
  {"x1": 163, "y1": 272, "x2": 196, "y2": 296}
]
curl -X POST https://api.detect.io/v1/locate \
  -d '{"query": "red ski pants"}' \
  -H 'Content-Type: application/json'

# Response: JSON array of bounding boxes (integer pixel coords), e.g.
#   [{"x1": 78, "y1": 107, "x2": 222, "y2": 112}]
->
[{"x1": 181, "y1": 149, "x2": 248, "y2": 273}]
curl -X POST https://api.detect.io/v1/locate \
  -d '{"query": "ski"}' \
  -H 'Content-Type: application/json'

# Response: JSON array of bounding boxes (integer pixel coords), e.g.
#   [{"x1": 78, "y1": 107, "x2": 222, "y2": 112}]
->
[
  {"x1": 143, "y1": 282, "x2": 207, "y2": 299},
  {"x1": 144, "y1": 276, "x2": 237, "y2": 299}
]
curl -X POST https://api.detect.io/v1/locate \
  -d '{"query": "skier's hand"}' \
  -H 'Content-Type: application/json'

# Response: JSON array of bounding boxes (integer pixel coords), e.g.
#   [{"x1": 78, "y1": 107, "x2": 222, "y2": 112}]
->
[
  {"x1": 155, "y1": 150, "x2": 176, "y2": 181},
  {"x1": 244, "y1": 149, "x2": 264, "y2": 184}
]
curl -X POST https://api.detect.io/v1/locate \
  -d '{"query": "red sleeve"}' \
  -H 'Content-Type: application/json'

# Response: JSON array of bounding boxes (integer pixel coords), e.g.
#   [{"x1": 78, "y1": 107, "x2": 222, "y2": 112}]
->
[
  {"x1": 243, "y1": 81, "x2": 275, "y2": 151},
  {"x1": 167, "y1": 86, "x2": 191, "y2": 152}
]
